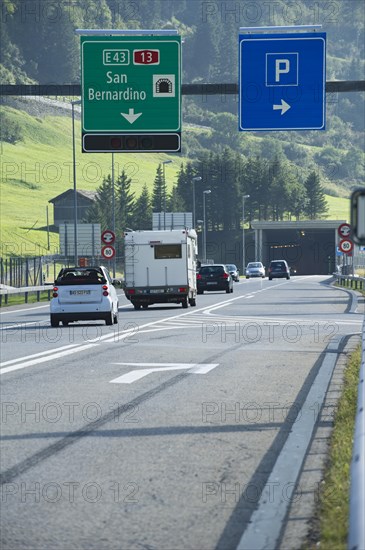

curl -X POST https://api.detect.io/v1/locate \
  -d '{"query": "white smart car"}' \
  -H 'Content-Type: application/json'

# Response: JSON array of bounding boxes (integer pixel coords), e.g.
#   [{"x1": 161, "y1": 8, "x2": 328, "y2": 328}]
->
[{"x1": 50, "y1": 266, "x2": 119, "y2": 327}]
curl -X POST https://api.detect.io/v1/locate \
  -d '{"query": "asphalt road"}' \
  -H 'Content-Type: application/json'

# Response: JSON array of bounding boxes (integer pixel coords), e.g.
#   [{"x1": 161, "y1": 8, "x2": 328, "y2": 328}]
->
[{"x1": 0, "y1": 276, "x2": 363, "y2": 550}]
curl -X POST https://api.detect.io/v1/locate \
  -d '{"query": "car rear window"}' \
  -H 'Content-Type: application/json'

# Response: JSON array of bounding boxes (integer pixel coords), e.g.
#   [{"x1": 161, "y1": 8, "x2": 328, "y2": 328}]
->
[
  {"x1": 56, "y1": 269, "x2": 106, "y2": 285},
  {"x1": 271, "y1": 262, "x2": 285, "y2": 268},
  {"x1": 200, "y1": 266, "x2": 225, "y2": 275}
]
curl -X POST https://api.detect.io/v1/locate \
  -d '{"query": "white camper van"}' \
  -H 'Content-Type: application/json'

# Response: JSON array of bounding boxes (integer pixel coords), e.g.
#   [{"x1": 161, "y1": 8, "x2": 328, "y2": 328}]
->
[{"x1": 123, "y1": 229, "x2": 198, "y2": 309}]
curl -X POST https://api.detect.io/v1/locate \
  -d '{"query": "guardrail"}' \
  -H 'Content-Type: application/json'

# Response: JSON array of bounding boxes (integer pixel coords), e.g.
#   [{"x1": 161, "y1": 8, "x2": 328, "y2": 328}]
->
[
  {"x1": 0, "y1": 285, "x2": 52, "y2": 306},
  {"x1": 336, "y1": 274, "x2": 365, "y2": 291},
  {"x1": 348, "y1": 319, "x2": 365, "y2": 550}
]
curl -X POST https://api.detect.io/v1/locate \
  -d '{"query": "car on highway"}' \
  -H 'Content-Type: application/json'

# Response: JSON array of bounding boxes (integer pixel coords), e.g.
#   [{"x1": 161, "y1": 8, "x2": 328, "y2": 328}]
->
[
  {"x1": 50, "y1": 266, "x2": 119, "y2": 327},
  {"x1": 225, "y1": 264, "x2": 240, "y2": 282},
  {"x1": 197, "y1": 264, "x2": 233, "y2": 294},
  {"x1": 268, "y1": 260, "x2": 291, "y2": 280},
  {"x1": 245, "y1": 262, "x2": 265, "y2": 279}
]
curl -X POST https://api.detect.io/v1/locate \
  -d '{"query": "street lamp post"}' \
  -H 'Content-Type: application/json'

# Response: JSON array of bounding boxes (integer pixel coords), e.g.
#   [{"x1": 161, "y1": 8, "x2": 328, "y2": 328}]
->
[
  {"x1": 242, "y1": 194, "x2": 250, "y2": 275},
  {"x1": 162, "y1": 160, "x2": 172, "y2": 229},
  {"x1": 192, "y1": 176, "x2": 202, "y2": 228},
  {"x1": 203, "y1": 190, "x2": 211, "y2": 262},
  {"x1": 71, "y1": 99, "x2": 81, "y2": 266}
]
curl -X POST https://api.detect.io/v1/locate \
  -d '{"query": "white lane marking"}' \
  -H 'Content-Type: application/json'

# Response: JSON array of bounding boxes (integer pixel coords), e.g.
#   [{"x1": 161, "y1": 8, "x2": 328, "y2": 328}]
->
[
  {"x1": 236, "y1": 339, "x2": 343, "y2": 550},
  {"x1": 1, "y1": 343, "x2": 83, "y2": 367},
  {"x1": 202, "y1": 280, "x2": 299, "y2": 315},
  {"x1": 0, "y1": 321, "x2": 41, "y2": 331},
  {"x1": 1, "y1": 277, "x2": 355, "y2": 375},
  {"x1": 0, "y1": 304, "x2": 49, "y2": 315},
  {"x1": 110, "y1": 362, "x2": 219, "y2": 384},
  {"x1": 0, "y1": 344, "x2": 98, "y2": 375}
]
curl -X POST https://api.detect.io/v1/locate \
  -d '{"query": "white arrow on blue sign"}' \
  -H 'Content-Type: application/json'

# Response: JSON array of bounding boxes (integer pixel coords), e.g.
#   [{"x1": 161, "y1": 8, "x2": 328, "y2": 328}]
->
[{"x1": 239, "y1": 32, "x2": 326, "y2": 131}]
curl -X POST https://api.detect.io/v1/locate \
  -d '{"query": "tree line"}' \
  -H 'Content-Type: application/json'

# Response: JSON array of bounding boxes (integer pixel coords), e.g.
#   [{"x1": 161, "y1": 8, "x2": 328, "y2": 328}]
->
[{"x1": 85, "y1": 149, "x2": 328, "y2": 238}]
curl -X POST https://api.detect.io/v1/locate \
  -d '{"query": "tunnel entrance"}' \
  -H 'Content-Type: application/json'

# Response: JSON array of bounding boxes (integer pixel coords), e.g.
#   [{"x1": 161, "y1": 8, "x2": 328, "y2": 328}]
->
[{"x1": 251, "y1": 220, "x2": 347, "y2": 275}]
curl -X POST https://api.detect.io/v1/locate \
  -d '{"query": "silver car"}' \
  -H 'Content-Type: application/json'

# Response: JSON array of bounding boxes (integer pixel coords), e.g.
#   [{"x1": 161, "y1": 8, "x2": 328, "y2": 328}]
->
[
  {"x1": 245, "y1": 262, "x2": 265, "y2": 279},
  {"x1": 225, "y1": 264, "x2": 240, "y2": 282}
]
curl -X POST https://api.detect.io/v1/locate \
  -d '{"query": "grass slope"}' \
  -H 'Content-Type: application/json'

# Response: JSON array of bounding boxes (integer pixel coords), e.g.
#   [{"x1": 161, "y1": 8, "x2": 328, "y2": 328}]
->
[{"x1": 1, "y1": 106, "x2": 350, "y2": 258}]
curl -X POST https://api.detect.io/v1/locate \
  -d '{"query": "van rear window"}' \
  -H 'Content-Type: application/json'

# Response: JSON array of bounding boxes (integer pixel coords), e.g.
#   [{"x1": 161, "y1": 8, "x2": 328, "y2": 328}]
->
[{"x1": 154, "y1": 244, "x2": 182, "y2": 259}]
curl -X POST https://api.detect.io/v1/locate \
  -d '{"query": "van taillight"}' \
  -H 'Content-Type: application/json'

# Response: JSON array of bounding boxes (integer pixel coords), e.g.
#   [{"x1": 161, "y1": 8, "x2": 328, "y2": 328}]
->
[
  {"x1": 178, "y1": 287, "x2": 187, "y2": 293},
  {"x1": 128, "y1": 289, "x2": 135, "y2": 295}
]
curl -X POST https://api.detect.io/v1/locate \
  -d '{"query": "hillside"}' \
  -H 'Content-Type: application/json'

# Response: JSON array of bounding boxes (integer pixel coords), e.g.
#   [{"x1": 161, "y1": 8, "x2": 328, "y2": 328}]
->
[
  {"x1": 0, "y1": 101, "x2": 350, "y2": 258},
  {"x1": 1, "y1": 1, "x2": 363, "y2": 248},
  {"x1": 0, "y1": 102, "x2": 188, "y2": 257}
]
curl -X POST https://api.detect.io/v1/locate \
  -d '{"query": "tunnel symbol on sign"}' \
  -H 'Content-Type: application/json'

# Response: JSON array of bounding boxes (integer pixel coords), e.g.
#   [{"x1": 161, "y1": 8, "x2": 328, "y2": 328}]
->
[
  {"x1": 266, "y1": 53, "x2": 298, "y2": 86},
  {"x1": 153, "y1": 75, "x2": 175, "y2": 97}
]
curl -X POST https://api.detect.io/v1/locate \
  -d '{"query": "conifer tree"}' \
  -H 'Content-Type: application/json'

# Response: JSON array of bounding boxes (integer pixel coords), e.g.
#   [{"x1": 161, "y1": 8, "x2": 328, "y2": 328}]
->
[
  {"x1": 304, "y1": 171, "x2": 328, "y2": 219},
  {"x1": 152, "y1": 164, "x2": 166, "y2": 212},
  {"x1": 116, "y1": 169, "x2": 135, "y2": 233},
  {"x1": 84, "y1": 174, "x2": 113, "y2": 229},
  {"x1": 132, "y1": 184, "x2": 152, "y2": 230}
]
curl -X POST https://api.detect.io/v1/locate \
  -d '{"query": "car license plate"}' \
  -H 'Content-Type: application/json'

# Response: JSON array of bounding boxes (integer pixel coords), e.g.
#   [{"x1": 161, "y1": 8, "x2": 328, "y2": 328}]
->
[
  {"x1": 207, "y1": 281, "x2": 217, "y2": 285},
  {"x1": 149, "y1": 289, "x2": 161, "y2": 293},
  {"x1": 70, "y1": 290, "x2": 91, "y2": 295}
]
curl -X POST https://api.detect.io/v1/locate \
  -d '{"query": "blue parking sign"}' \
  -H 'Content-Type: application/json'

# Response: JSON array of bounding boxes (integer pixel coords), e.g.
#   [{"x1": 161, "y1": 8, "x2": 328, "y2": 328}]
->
[{"x1": 239, "y1": 32, "x2": 326, "y2": 131}]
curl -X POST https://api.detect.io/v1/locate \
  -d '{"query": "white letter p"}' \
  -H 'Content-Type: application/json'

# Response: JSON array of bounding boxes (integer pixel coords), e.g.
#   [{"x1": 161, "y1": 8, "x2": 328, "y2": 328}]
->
[{"x1": 275, "y1": 59, "x2": 290, "y2": 82}]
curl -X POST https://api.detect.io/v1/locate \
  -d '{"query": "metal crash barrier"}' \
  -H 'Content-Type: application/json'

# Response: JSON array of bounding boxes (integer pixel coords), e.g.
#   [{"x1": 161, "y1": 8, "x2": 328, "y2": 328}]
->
[{"x1": 0, "y1": 285, "x2": 52, "y2": 306}]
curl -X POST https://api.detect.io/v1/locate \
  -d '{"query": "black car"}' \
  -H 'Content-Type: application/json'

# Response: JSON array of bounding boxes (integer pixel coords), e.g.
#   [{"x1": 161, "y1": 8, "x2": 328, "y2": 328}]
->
[
  {"x1": 197, "y1": 264, "x2": 234, "y2": 294},
  {"x1": 268, "y1": 260, "x2": 291, "y2": 280}
]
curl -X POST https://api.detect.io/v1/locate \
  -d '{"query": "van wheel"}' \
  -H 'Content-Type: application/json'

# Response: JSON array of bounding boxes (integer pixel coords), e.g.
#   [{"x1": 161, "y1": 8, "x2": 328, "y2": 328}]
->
[
  {"x1": 182, "y1": 298, "x2": 188, "y2": 308},
  {"x1": 142, "y1": 304, "x2": 148, "y2": 309},
  {"x1": 62, "y1": 321, "x2": 69, "y2": 326}
]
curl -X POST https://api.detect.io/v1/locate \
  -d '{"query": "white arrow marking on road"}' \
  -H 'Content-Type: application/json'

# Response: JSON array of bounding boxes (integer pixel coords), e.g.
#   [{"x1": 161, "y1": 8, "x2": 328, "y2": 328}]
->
[
  {"x1": 110, "y1": 363, "x2": 219, "y2": 384},
  {"x1": 120, "y1": 108, "x2": 142, "y2": 124},
  {"x1": 273, "y1": 99, "x2": 291, "y2": 115}
]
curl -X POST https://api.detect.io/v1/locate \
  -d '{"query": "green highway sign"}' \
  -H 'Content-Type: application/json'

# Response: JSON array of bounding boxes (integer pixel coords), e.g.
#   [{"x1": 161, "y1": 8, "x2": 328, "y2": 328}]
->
[{"x1": 81, "y1": 35, "x2": 181, "y2": 152}]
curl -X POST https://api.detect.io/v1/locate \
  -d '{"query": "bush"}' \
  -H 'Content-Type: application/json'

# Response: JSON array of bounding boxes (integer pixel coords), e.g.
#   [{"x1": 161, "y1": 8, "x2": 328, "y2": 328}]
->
[{"x1": 0, "y1": 112, "x2": 23, "y2": 144}]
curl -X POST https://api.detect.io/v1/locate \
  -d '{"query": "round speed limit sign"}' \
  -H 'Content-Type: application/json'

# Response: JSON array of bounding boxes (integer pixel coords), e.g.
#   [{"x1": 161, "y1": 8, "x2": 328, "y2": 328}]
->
[
  {"x1": 101, "y1": 245, "x2": 116, "y2": 259},
  {"x1": 339, "y1": 239, "x2": 353, "y2": 254}
]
